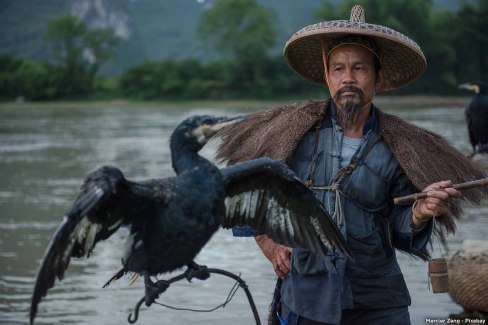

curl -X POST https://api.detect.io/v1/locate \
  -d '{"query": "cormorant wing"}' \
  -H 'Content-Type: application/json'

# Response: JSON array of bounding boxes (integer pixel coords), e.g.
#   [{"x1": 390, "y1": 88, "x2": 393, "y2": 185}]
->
[
  {"x1": 29, "y1": 166, "x2": 171, "y2": 324},
  {"x1": 220, "y1": 157, "x2": 351, "y2": 259}
]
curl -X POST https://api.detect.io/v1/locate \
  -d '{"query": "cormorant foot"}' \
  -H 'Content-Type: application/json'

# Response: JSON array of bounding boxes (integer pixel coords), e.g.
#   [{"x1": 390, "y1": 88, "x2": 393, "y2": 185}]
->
[
  {"x1": 185, "y1": 262, "x2": 210, "y2": 282},
  {"x1": 144, "y1": 279, "x2": 169, "y2": 306}
]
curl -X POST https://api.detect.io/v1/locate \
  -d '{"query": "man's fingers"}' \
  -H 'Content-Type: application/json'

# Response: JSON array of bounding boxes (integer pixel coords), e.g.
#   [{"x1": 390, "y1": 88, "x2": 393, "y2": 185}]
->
[
  {"x1": 279, "y1": 258, "x2": 290, "y2": 273},
  {"x1": 437, "y1": 180, "x2": 453, "y2": 188},
  {"x1": 273, "y1": 262, "x2": 287, "y2": 278},
  {"x1": 425, "y1": 180, "x2": 461, "y2": 198},
  {"x1": 256, "y1": 236, "x2": 292, "y2": 278},
  {"x1": 415, "y1": 180, "x2": 462, "y2": 220},
  {"x1": 277, "y1": 250, "x2": 291, "y2": 273},
  {"x1": 425, "y1": 186, "x2": 461, "y2": 201},
  {"x1": 283, "y1": 250, "x2": 292, "y2": 268},
  {"x1": 419, "y1": 197, "x2": 450, "y2": 217},
  {"x1": 444, "y1": 187, "x2": 462, "y2": 198},
  {"x1": 269, "y1": 246, "x2": 292, "y2": 278}
]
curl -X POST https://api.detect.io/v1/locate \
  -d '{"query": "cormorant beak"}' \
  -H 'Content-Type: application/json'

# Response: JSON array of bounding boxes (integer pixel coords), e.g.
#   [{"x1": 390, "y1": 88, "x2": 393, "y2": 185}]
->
[
  {"x1": 193, "y1": 115, "x2": 247, "y2": 144},
  {"x1": 458, "y1": 83, "x2": 479, "y2": 94}
]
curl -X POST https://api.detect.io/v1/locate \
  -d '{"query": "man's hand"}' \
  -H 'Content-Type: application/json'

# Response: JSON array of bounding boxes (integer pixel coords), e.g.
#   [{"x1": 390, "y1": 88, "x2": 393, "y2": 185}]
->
[
  {"x1": 255, "y1": 235, "x2": 292, "y2": 278},
  {"x1": 412, "y1": 180, "x2": 462, "y2": 228}
]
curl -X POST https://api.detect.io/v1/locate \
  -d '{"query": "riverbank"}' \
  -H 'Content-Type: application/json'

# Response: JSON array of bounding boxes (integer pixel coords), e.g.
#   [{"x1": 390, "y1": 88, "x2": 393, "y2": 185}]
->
[{"x1": 0, "y1": 95, "x2": 472, "y2": 111}]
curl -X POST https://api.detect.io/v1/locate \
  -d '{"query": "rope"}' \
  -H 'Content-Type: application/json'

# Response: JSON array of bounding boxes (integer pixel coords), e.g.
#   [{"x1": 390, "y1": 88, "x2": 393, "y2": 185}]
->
[
  {"x1": 153, "y1": 279, "x2": 241, "y2": 312},
  {"x1": 312, "y1": 183, "x2": 345, "y2": 226}
]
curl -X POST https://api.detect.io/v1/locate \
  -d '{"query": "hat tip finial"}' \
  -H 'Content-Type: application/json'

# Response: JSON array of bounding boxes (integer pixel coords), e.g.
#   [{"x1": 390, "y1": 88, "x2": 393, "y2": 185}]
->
[{"x1": 350, "y1": 5, "x2": 365, "y2": 23}]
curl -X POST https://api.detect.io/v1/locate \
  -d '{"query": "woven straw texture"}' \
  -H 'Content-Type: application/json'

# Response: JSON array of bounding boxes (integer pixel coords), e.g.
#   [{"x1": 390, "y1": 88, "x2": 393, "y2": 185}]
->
[
  {"x1": 448, "y1": 252, "x2": 488, "y2": 312},
  {"x1": 283, "y1": 5, "x2": 426, "y2": 91}
]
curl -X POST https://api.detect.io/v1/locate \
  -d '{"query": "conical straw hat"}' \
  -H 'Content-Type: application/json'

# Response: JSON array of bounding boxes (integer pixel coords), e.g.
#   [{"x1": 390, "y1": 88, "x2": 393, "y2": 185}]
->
[{"x1": 283, "y1": 5, "x2": 427, "y2": 91}]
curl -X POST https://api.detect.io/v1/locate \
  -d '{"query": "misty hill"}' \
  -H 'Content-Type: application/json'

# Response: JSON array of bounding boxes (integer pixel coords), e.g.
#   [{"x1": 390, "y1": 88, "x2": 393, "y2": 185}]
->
[{"x1": 0, "y1": 0, "x2": 470, "y2": 76}]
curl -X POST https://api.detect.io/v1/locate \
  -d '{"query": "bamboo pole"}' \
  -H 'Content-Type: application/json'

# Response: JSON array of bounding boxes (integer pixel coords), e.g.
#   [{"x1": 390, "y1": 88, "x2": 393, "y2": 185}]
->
[{"x1": 393, "y1": 177, "x2": 488, "y2": 205}]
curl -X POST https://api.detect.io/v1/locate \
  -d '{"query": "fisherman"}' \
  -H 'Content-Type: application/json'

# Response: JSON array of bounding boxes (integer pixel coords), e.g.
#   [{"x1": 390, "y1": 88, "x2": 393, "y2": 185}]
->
[{"x1": 216, "y1": 5, "x2": 487, "y2": 325}]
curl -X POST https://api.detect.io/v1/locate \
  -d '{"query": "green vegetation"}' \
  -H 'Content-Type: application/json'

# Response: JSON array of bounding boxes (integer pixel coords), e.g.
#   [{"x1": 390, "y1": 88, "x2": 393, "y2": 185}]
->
[
  {"x1": 0, "y1": 0, "x2": 486, "y2": 101},
  {"x1": 119, "y1": 0, "x2": 313, "y2": 100},
  {"x1": 118, "y1": 56, "x2": 314, "y2": 100},
  {"x1": 0, "y1": 16, "x2": 121, "y2": 100},
  {"x1": 45, "y1": 16, "x2": 121, "y2": 95}
]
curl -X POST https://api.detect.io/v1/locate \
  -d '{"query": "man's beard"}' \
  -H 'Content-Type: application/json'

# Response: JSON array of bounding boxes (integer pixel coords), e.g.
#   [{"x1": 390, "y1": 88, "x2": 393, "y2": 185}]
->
[{"x1": 333, "y1": 86, "x2": 366, "y2": 125}]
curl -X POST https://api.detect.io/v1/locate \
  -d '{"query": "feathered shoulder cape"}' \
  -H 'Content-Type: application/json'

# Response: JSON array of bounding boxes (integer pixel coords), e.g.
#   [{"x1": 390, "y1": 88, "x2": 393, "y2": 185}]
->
[{"x1": 216, "y1": 99, "x2": 487, "y2": 235}]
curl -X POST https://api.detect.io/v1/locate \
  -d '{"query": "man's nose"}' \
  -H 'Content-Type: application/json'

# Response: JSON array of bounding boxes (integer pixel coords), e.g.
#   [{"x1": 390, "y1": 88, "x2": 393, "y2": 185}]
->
[{"x1": 342, "y1": 69, "x2": 356, "y2": 84}]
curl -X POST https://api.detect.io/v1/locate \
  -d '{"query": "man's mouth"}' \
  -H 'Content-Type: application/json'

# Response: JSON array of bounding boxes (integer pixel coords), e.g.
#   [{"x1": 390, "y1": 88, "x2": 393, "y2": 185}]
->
[{"x1": 338, "y1": 87, "x2": 361, "y2": 97}]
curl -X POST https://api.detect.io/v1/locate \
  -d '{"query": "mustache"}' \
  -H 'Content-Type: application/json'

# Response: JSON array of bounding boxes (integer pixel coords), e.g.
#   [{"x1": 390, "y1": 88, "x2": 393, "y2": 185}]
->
[{"x1": 335, "y1": 86, "x2": 364, "y2": 97}]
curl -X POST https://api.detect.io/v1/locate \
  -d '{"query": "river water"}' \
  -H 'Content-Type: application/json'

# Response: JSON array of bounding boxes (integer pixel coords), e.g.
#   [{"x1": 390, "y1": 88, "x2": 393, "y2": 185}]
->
[{"x1": 1, "y1": 99, "x2": 487, "y2": 325}]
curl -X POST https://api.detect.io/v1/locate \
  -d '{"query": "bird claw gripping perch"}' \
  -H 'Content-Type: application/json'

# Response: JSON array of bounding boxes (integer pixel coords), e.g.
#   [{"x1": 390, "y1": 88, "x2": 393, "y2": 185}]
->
[
  {"x1": 126, "y1": 267, "x2": 262, "y2": 325},
  {"x1": 128, "y1": 264, "x2": 208, "y2": 324},
  {"x1": 184, "y1": 262, "x2": 210, "y2": 282},
  {"x1": 144, "y1": 279, "x2": 170, "y2": 306}
]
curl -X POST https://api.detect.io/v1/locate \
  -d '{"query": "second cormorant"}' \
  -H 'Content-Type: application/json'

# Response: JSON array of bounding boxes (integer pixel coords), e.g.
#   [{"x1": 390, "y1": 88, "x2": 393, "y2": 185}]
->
[{"x1": 459, "y1": 81, "x2": 488, "y2": 157}]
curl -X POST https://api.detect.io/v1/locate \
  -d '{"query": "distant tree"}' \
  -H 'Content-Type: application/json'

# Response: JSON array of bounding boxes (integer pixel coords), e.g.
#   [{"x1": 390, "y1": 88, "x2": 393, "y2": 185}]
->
[
  {"x1": 83, "y1": 28, "x2": 122, "y2": 81},
  {"x1": 430, "y1": 9, "x2": 458, "y2": 89},
  {"x1": 449, "y1": 0, "x2": 488, "y2": 83},
  {"x1": 0, "y1": 55, "x2": 25, "y2": 99},
  {"x1": 197, "y1": 0, "x2": 276, "y2": 62},
  {"x1": 119, "y1": 58, "x2": 231, "y2": 100},
  {"x1": 119, "y1": 61, "x2": 162, "y2": 99},
  {"x1": 197, "y1": 0, "x2": 277, "y2": 95},
  {"x1": 45, "y1": 15, "x2": 121, "y2": 96},
  {"x1": 0, "y1": 55, "x2": 60, "y2": 100}
]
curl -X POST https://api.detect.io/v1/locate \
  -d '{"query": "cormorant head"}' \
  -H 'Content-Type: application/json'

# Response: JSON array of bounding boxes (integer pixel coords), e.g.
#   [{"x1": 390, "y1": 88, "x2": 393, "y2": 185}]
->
[
  {"x1": 458, "y1": 82, "x2": 488, "y2": 95},
  {"x1": 171, "y1": 115, "x2": 247, "y2": 152}
]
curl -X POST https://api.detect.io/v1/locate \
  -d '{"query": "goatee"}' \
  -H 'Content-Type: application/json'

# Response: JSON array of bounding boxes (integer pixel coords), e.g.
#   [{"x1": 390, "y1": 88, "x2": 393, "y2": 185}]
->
[{"x1": 333, "y1": 86, "x2": 366, "y2": 125}]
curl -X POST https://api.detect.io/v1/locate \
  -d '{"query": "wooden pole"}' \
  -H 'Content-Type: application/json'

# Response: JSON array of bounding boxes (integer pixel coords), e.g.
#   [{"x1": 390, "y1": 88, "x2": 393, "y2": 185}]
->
[{"x1": 393, "y1": 177, "x2": 488, "y2": 205}]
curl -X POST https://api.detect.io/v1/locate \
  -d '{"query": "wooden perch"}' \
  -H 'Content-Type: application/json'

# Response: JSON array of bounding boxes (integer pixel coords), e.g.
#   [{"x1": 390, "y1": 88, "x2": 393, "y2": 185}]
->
[{"x1": 393, "y1": 177, "x2": 488, "y2": 205}]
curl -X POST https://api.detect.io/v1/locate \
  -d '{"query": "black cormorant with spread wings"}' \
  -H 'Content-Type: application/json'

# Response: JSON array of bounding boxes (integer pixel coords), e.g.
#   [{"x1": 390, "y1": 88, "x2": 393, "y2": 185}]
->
[
  {"x1": 29, "y1": 115, "x2": 350, "y2": 324},
  {"x1": 459, "y1": 82, "x2": 488, "y2": 157}
]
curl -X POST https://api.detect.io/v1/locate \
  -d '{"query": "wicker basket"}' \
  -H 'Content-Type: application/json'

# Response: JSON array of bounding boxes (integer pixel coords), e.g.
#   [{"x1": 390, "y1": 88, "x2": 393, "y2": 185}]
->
[{"x1": 448, "y1": 251, "x2": 488, "y2": 312}]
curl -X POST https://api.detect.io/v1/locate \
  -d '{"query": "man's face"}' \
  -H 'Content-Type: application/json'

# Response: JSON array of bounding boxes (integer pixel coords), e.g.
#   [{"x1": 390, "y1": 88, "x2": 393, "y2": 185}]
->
[{"x1": 327, "y1": 44, "x2": 381, "y2": 114}]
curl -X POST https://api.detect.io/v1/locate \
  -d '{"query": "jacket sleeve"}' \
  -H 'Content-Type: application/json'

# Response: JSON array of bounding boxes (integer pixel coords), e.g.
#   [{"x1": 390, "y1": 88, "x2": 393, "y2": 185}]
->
[
  {"x1": 232, "y1": 226, "x2": 259, "y2": 237},
  {"x1": 388, "y1": 166, "x2": 433, "y2": 258}
]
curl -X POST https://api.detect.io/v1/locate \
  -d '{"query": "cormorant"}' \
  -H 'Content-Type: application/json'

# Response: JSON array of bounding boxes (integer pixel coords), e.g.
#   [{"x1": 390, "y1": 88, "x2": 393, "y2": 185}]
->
[
  {"x1": 458, "y1": 82, "x2": 488, "y2": 157},
  {"x1": 29, "y1": 114, "x2": 350, "y2": 324}
]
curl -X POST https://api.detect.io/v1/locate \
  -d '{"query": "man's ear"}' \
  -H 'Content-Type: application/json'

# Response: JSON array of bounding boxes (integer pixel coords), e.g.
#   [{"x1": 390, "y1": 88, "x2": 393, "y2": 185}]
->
[{"x1": 375, "y1": 69, "x2": 384, "y2": 91}]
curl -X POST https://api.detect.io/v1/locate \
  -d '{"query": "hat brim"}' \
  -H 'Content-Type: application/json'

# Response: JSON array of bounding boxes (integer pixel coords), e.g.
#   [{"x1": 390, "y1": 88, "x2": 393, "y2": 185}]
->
[{"x1": 284, "y1": 20, "x2": 427, "y2": 92}]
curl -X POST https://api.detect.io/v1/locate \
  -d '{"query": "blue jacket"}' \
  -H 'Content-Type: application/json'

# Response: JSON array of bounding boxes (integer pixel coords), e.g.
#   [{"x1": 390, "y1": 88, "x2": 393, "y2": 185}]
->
[{"x1": 233, "y1": 103, "x2": 432, "y2": 324}]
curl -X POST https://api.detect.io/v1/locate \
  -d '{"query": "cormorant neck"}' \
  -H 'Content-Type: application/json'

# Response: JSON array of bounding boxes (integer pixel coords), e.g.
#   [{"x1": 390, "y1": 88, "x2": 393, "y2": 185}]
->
[{"x1": 171, "y1": 150, "x2": 211, "y2": 174}]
